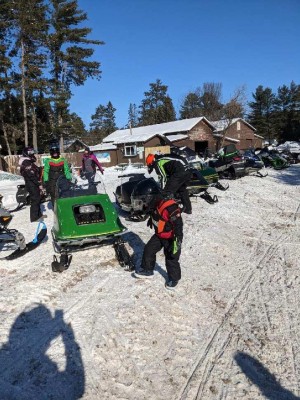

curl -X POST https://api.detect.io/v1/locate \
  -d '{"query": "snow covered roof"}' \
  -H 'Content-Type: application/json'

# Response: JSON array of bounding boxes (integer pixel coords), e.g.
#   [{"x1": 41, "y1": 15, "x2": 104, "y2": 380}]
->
[
  {"x1": 89, "y1": 143, "x2": 117, "y2": 151},
  {"x1": 64, "y1": 138, "x2": 88, "y2": 149},
  {"x1": 165, "y1": 134, "x2": 188, "y2": 142},
  {"x1": 211, "y1": 118, "x2": 256, "y2": 132},
  {"x1": 254, "y1": 133, "x2": 264, "y2": 139},
  {"x1": 103, "y1": 117, "x2": 214, "y2": 144}
]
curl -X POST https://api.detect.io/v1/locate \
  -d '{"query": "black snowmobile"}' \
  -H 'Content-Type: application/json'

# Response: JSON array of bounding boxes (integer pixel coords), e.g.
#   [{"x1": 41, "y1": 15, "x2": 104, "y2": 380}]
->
[
  {"x1": 11, "y1": 184, "x2": 50, "y2": 212},
  {"x1": 115, "y1": 170, "x2": 218, "y2": 222},
  {"x1": 241, "y1": 149, "x2": 268, "y2": 177},
  {"x1": 115, "y1": 174, "x2": 161, "y2": 221},
  {"x1": 0, "y1": 194, "x2": 47, "y2": 260},
  {"x1": 208, "y1": 144, "x2": 247, "y2": 179}
]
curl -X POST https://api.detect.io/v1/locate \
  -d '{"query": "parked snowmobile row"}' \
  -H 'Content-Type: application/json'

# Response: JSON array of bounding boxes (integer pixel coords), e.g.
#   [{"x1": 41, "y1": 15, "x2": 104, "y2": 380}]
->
[{"x1": 114, "y1": 164, "x2": 229, "y2": 222}]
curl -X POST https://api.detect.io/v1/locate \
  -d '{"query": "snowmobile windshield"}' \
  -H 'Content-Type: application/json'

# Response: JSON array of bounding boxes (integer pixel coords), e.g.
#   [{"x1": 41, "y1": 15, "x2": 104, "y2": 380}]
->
[{"x1": 57, "y1": 176, "x2": 105, "y2": 199}]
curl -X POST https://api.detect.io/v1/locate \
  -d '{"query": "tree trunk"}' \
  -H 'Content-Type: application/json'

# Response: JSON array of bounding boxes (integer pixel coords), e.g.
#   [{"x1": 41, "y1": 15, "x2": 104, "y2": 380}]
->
[
  {"x1": 31, "y1": 99, "x2": 38, "y2": 151},
  {"x1": 0, "y1": 115, "x2": 12, "y2": 155},
  {"x1": 21, "y1": 39, "x2": 29, "y2": 146},
  {"x1": 58, "y1": 114, "x2": 64, "y2": 152}
]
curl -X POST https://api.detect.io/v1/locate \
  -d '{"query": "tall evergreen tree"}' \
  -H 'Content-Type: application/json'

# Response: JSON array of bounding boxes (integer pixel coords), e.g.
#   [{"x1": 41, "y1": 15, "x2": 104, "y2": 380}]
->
[
  {"x1": 90, "y1": 101, "x2": 117, "y2": 142},
  {"x1": 48, "y1": 0, "x2": 104, "y2": 148},
  {"x1": 179, "y1": 92, "x2": 202, "y2": 119},
  {"x1": 0, "y1": 0, "x2": 15, "y2": 154},
  {"x1": 180, "y1": 83, "x2": 224, "y2": 121},
  {"x1": 248, "y1": 85, "x2": 276, "y2": 142},
  {"x1": 139, "y1": 79, "x2": 176, "y2": 125},
  {"x1": 128, "y1": 103, "x2": 138, "y2": 128},
  {"x1": 274, "y1": 81, "x2": 300, "y2": 141},
  {"x1": 8, "y1": 0, "x2": 48, "y2": 147}
]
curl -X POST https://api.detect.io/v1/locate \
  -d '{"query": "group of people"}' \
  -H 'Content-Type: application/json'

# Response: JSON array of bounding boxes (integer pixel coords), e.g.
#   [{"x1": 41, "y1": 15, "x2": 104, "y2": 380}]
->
[
  {"x1": 19, "y1": 145, "x2": 104, "y2": 222},
  {"x1": 20, "y1": 146, "x2": 192, "y2": 290}
]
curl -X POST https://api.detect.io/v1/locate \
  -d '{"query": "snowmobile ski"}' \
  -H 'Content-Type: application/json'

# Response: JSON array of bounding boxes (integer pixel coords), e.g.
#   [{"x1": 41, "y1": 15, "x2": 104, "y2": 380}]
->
[
  {"x1": 5, "y1": 221, "x2": 47, "y2": 260},
  {"x1": 212, "y1": 181, "x2": 229, "y2": 191},
  {"x1": 51, "y1": 253, "x2": 72, "y2": 273},
  {"x1": 199, "y1": 191, "x2": 218, "y2": 204}
]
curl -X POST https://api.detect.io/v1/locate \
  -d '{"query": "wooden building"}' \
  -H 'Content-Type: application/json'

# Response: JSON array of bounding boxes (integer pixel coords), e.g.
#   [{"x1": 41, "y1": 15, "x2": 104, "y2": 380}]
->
[{"x1": 211, "y1": 118, "x2": 264, "y2": 150}]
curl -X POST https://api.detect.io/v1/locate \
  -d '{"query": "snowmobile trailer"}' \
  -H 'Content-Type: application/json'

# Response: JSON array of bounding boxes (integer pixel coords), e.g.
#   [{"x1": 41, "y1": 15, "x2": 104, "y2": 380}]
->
[{"x1": 51, "y1": 178, "x2": 134, "y2": 272}]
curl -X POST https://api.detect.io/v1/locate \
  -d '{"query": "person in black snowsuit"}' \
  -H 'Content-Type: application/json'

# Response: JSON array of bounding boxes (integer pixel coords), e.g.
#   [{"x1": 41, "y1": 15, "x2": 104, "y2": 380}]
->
[
  {"x1": 146, "y1": 153, "x2": 192, "y2": 214},
  {"x1": 19, "y1": 147, "x2": 44, "y2": 222},
  {"x1": 134, "y1": 194, "x2": 183, "y2": 290}
]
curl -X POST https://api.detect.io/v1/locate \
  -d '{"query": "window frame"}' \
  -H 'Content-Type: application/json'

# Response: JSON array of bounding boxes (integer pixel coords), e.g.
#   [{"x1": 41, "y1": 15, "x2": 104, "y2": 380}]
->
[{"x1": 124, "y1": 144, "x2": 137, "y2": 157}]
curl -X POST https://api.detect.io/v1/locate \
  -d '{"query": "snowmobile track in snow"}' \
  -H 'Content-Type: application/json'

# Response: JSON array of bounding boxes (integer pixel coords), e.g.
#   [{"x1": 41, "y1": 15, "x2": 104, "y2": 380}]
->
[{"x1": 178, "y1": 229, "x2": 298, "y2": 400}]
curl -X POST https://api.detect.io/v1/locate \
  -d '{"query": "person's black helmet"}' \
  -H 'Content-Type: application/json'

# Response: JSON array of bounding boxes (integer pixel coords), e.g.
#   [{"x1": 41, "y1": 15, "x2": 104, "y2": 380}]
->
[
  {"x1": 49, "y1": 144, "x2": 60, "y2": 159},
  {"x1": 131, "y1": 178, "x2": 162, "y2": 213},
  {"x1": 22, "y1": 146, "x2": 35, "y2": 158}
]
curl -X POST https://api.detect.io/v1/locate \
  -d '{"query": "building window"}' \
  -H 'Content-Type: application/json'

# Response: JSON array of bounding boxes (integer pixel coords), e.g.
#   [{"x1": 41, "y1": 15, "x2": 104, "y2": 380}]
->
[
  {"x1": 124, "y1": 145, "x2": 137, "y2": 156},
  {"x1": 237, "y1": 121, "x2": 241, "y2": 130}
]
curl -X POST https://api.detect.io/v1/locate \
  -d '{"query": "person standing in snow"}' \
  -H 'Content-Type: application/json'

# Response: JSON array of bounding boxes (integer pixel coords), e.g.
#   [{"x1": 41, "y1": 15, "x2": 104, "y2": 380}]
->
[
  {"x1": 81, "y1": 147, "x2": 104, "y2": 187},
  {"x1": 146, "y1": 153, "x2": 192, "y2": 214},
  {"x1": 134, "y1": 193, "x2": 183, "y2": 290},
  {"x1": 19, "y1": 147, "x2": 44, "y2": 222},
  {"x1": 43, "y1": 145, "x2": 72, "y2": 206}
]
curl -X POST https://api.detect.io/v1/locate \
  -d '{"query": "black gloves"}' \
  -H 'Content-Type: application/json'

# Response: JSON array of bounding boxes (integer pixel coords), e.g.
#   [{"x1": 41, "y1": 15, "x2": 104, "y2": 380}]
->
[{"x1": 147, "y1": 217, "x2": 153, "y2": 229}]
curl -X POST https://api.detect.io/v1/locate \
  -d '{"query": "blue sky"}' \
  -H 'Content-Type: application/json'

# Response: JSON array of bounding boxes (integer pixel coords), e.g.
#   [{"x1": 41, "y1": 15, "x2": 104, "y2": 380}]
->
[{"x1": 71, "y1": 0, "x2": 300, "y2": 129}]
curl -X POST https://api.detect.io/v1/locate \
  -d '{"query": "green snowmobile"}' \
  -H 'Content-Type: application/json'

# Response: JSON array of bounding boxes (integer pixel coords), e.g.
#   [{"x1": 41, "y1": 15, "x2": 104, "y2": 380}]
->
[
  {"x1": 188, "y1": 160, "x2": 229, "y2": 190},
  {"x1": 51, "y1": 177, "x2": 134, "y2": 272}
]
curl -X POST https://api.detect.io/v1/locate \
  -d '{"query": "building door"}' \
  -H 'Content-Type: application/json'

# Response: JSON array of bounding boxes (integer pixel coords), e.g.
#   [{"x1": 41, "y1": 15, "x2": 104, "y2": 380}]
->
[{"x1": 195, "y1": 141, "x2": 208, "y2": 156}]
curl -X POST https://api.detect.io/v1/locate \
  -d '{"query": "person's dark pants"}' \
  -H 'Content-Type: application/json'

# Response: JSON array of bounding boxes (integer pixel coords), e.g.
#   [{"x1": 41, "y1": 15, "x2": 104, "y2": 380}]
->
[
  {"x1": 26, "y1": 182, "x2": 42, "y2": 222},
  {"x1": 46, "y1": 179, "x2": 59, "y2": 206},
  {"x1": 163, "y1": 170, "x2": 192, "y2": 213},
  {"x1": 141, "y1": 234, "x2": 181, "y2": 282},
  {"x1": 83, "y1": 172, "x2": 96, "y2": 188}
]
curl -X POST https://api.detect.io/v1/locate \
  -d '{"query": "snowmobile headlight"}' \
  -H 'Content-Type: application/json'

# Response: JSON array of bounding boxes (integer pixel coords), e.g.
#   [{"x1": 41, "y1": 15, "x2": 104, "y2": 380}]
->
[{"x1": 79, "y1": 205, "x2": 96, "y2": 214}]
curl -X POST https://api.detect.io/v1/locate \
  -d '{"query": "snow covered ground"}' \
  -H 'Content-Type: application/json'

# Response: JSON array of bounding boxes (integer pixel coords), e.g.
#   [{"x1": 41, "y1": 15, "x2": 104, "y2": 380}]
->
[{"x1": 0, "y1": 165, "x2": 300, "y2": 399}]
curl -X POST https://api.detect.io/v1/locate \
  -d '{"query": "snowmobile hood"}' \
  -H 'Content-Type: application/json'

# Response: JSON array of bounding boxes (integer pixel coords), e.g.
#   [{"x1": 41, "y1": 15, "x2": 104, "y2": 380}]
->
[{"x1": 131, "y1": 178, "x2": 161, "y2": 197}]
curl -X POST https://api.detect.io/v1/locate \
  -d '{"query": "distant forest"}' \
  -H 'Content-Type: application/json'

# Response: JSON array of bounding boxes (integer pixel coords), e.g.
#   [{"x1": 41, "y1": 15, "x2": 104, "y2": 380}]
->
[{"x1": 0, "y1": 0, "x2": 299, "y2": 155}]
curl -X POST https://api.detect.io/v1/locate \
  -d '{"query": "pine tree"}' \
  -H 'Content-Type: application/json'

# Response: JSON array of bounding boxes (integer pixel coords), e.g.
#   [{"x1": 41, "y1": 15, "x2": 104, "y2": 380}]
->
[
  {"x1": 90, "y1": 101, "x2": 117, "y2": 143},
  {"x1": 179, "y1": 92, "x2": 202, "y2": 119},
  {"x1": 274, "y1": 81, "x2": 300, "y2": 141},
  {"x1": 8, "y1": 0, "x2": 49, "y2": 148},
  {"x1": 0, "y1": 0, "x2": 15, "y2": 154},
  {"x1": 248, "y1": 85, "x2": 276, "y2": 143},
  {"x1": 139, "y1": 79, "x2": 176, "y2": 125},
  {"x1": 128, "y1": 103, "x2": 138, "y2": 128},
  {"x1": 48, "y1": 0, "x2": 103, "y2": 148}
]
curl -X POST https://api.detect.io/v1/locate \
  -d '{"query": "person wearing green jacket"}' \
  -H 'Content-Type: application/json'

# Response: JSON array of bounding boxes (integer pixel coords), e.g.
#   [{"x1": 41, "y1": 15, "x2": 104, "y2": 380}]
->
[{"x1": 43, "y1": 145, "x2": 72, "y2": 206}]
